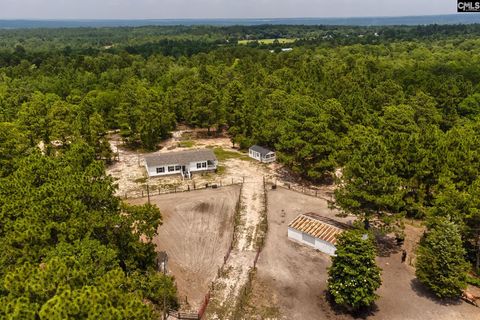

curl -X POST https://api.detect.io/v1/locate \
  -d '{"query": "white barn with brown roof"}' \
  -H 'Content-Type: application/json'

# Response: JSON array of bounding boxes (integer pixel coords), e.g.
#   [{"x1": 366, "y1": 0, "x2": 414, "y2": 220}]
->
[
  {"x1": 288, "y1": 213, "x2": 350, "y2": 256},
  {"x1": 145, "y1": 149, "x2": 217, "y2": 179}
]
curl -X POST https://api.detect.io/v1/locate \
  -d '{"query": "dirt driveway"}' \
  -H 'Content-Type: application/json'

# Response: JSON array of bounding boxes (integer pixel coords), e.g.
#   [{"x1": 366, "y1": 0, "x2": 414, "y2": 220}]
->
[
  {"x1": 248, "y1": 187, "x2": 480, "y2": 320},
  {"x1": 128, "y1": 186, "x2": 241, "y2": 311},
  {"x1": 113, "y1": 129, "x2": 479, "y2": 319},
  {"x1": 107, "y1": 130, "x2": 315, "y2": 200}
]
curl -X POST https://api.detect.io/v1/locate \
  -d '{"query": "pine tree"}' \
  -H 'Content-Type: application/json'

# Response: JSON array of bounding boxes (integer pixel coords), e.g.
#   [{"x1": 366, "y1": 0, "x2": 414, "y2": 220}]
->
[
  {"x1": 327, "y1": 229, "x2": 382, "y2": 311},
  {"x1": 415, "y1": 218, "x2": 469, "y2": 299}
]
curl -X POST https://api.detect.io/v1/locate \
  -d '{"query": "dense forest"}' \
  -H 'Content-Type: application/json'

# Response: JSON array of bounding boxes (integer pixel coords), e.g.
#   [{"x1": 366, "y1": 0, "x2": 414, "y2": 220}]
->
[{"x1": 1, "y1": 23, "x2": 480, "y2": 317}]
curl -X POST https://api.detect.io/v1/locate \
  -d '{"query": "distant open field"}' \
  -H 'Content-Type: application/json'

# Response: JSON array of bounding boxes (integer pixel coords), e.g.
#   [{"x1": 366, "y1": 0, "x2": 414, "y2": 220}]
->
[
  {"x1": 128, "y1": 185, "x2": 241, "y2": 310},
  {"x1": 238, "y1": 38, "x2": 297, "y2": 45}
]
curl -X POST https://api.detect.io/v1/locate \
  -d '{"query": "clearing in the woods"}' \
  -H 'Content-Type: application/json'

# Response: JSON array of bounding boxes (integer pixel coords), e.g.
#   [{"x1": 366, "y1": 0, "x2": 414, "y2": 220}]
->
[
  {"x1": 243, "y1": 188, "x2": 480, "y2": 320},
  {"x1": 128, "y1": 186, "x2": 241, "y2": 312},
  {"x1": 110, "y1": 129, "x2": 480, "y2": 320}
]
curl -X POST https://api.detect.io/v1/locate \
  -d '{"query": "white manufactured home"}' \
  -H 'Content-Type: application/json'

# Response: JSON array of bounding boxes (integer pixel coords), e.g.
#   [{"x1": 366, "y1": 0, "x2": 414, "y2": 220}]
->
[
  {"x1": 248, "y1": 145, "x2": 276, "y2": 163},
  {"x1": 288, "y1": 213, "x2": 349, "y2": 256},
  {"x1": 145, "y1": 149, "x2": 217, "y2": 179}
]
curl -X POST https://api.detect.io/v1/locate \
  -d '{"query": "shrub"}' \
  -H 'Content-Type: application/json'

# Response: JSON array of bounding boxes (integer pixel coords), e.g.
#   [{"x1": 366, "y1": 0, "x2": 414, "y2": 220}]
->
[{"x1": 327, "y1": 229, "x2": 382, "y2": 311}]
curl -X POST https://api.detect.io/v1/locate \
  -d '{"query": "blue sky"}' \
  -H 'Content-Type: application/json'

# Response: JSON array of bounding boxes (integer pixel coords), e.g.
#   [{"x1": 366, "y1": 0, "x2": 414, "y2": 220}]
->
[{"x1": 0, "y1": 0, "x2": 456, "y2": 19}]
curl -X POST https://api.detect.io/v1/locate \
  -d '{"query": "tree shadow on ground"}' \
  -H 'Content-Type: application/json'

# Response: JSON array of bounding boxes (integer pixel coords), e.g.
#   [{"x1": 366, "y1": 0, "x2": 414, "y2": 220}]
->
[
  {"x1": 410, "y1": 278, "x2": 463, "y2": 306},
  {"x1": 375, "y1": 233, "x2": 402, "y2": 257},
  {"x1": 323, "y1": 290, "x2": 379, "y2": 319}
]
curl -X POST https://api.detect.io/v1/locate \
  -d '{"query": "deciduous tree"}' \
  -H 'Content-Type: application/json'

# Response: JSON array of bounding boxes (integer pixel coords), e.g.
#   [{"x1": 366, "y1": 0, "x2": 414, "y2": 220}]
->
[{"x1": 327, "y1": 229, "x2": 382, "y2": 311}]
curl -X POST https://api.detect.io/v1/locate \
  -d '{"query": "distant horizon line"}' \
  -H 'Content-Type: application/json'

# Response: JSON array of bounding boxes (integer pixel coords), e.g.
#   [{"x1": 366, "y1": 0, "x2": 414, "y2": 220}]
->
[{"x1": 0, "y1": 13, "x2": 468, "y2": 21}]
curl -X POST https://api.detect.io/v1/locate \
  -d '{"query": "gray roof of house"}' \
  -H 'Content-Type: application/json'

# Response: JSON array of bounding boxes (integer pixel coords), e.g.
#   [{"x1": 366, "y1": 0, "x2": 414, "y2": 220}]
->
[
  {"x1": 249, "y1": 145, "x2": 274, "y2": 156},
  {"x1": 145, "y1": 149, "x2": 217, "y2": 167}
]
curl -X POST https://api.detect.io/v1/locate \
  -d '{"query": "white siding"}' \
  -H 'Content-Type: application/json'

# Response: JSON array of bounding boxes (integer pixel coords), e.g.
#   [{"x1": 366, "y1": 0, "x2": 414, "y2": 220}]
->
[
  {"x1": 288, "y1": 228, "x2": 303, "y2": 242},
  {"x1": 248, "y1": 149, "x2": 263, "y2": 161},
  {"x1": 190, "y1": 161, "x2": 207, "y2": 172},
  {"x1": 314, "y1": 238, "x2": 337, "y2": 256},
  {"x1": 261, "y1": 152, "x2": 276, "y2": 163},
  {"x1": 146, "y1": 161, "x2": 217, "y2": 177},
  {"x1": 287, "y1": 227, "x2": 337, "y2": 256},
  {"x1": 146, "y1": 163, "x2": 182, "y2": 177},
  {"x1": 249, "y1": 148, "x2": 276, "y2": 163}
]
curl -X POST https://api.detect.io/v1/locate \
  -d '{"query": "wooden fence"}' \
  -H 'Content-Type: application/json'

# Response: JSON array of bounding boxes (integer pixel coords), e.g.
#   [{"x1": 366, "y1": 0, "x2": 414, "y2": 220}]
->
[
  {"x1": 197, "y1": 292, "x2": 211, "y2": 319},
  {"x1": 266, "y1": 178, "x2": 333, "y2": 202},
  {"x1": 160, "y1": 182, "x2": 243, "y2": 320},
  {"x1": 232, "y1": 176, "x2": 269, "y2": 317},
  {"x1": 167, "y1": 311, "x2": 200, "y2": 320},
  {"x1": 122, "y1": 178, "x2": 244, "y2": 200},
  {"x1": 196, "y1": 182, "x2": 243, "y2": 319}
]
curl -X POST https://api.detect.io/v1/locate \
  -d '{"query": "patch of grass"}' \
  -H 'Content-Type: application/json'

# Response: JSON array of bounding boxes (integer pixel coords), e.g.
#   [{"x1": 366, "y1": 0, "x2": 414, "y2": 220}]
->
[
  {"x1": 232, "y1": 268, "x2": 256, "y2": 319},
  {"x1": 205, "y1": 295, "x2": 233, "y2": 320},
  {"x1": 232, "y1": 189, "x2": 245, "y2": 248},
  {"x1": 238, "y1": 38, "x2": 297, "y2": 45},
  {"x1": 218, "y1": 265, "x2": 233, "y2": 279},
  {"x1": 216, "y1": 165, "x2": 226, "y2": 175},
  {"x1": 157, "y1": 182, "x2": 182, "y2": 190},
  {"x1": 213, "y1": 147, "x2": 250, "y2": 161},
  {"x1": 133, "y1": 177, "x2": 147, "y2": 184},
  {"x1": 177, "y1": 140, "x2": 196, "y2": 148},
  {"x1": 242, "y1": 274, "x2": 281, "y2": 319},
  {"x1": 467, "y1": 274, "x2": 480, "y2": 287},
  {"x1": 252, "y1": 184, "x2": 268, "y2": 250}
]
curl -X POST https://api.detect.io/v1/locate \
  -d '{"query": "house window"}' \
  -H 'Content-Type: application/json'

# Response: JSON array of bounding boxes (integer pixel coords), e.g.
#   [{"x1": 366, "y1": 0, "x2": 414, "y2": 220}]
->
[
  {"x1": 168, "y1": 166, "x2": 175, "y2": 172},
  {"x1": 196, "y1": 163, "x2": 201, "y2": 169},
  {"x1": 175, "y1": 165, "x2": 181, "y2": 171},
  {"x1": 156, "y1": 167, "x2": 165, "y2": 174},
  {"x1": 202, "y1": 162, "x2": 207, "y2": 168}
]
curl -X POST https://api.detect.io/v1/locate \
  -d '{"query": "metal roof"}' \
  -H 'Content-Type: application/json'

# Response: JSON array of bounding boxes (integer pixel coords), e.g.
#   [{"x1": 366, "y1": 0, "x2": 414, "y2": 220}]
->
[
  {"x1": 145, "y1": 149, "x2": 217, "y2": 167},
  {"x1": 249, "y1": 145, "x2": 274, "y2": 156},
  {"x1": 288, "y1": 213, "x2": 350, "y2": 245}
]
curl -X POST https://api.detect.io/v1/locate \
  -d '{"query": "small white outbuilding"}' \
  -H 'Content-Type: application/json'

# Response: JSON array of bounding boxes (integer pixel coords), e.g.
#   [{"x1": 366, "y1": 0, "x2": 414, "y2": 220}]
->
[
  {"x1": 248, "y1": 145, "x2": 276, "y2": 163},
  {"x1": 288, "y1": 213, "x2": 349, "y2": 256}
]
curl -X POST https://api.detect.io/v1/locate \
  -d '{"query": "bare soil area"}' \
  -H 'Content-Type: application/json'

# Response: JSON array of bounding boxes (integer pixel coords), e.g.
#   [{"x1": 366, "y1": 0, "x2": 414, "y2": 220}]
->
[
  {"x1": 107, "y1": 128, "x2": 325, "y2": 200},
  {"x1": 112, "y1": 128, "x2": 479, "y2": 319},
  {"x1": 247, "y1": 188, "x2": 480, "y2": 320},
  {"x1": 205, "y1": 165, "x2": 268, "y2": 319},
  {"x1": 107, "y1": 132, "x2": 259, "y2": 198},
  {"x1": 246, "y1": 187, "x2": 351, "y2": 319},
  {"x1": 128, "y1": 186, "x2": 241, "y2": 311}
]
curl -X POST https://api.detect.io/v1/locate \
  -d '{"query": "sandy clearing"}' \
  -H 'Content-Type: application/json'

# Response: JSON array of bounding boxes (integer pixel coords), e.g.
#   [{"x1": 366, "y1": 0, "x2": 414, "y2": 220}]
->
[
  {"x1": 247, "y1": 187, "x2": 480, "y2": 320},
  {"x1": 205, "y1": 162, "x2": 269, "y2": 319},
  {"x1": 106, "y1": 130, "x2": 327, "y2": 201},
  {"x1": 107, "y1": 133, "x2": 250, "y2": 198},
  {"x1": 109, "y1": 130, "x2": 340, "y2": 319},
  {"x1": 108, "y1": 129, "x2": 480, "y2": 320},
  {"x1": 128, "y1": 186, "x2": 241, "y2": 311},
  {"x1": 248, "y1": 187, "x2": 351, "y2": 319},
  {"x1": 236, "y1": 179, "x2": 265, "y2": 251}
]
